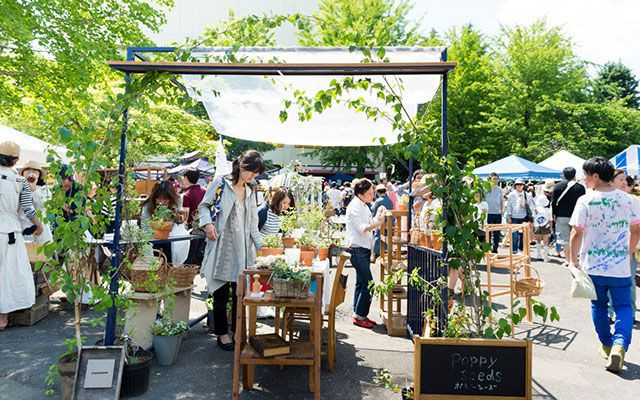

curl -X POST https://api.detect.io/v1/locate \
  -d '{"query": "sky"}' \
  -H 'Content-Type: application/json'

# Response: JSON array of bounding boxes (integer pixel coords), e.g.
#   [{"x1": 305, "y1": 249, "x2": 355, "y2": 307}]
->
[{"x1": 147, "y1": 0, "x2": 640, "y2": 77}]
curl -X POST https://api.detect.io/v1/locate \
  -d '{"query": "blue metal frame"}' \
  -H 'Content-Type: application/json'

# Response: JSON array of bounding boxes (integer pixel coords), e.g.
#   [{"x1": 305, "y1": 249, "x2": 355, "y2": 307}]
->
[{"x1": 104, "y1": 46, "x2": 451, "y2": 344}]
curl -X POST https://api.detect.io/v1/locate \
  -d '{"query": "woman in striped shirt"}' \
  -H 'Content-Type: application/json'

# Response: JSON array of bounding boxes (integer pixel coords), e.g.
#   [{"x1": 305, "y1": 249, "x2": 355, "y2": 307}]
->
[{"x1": 258, "y1": 188, "x2": 296, "y2": 237}]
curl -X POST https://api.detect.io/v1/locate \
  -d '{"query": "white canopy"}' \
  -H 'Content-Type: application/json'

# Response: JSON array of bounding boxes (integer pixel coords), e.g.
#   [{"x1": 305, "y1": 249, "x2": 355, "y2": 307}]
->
[
  {"x1": 182, "y1": 47, "x2": 444, "y2": 147},
  {"x1": 0, "y1": 125, "x2": 70, "y2": 165},
  {"x1": 539, "y1": 150, "x2": 585, "y2": 179}
]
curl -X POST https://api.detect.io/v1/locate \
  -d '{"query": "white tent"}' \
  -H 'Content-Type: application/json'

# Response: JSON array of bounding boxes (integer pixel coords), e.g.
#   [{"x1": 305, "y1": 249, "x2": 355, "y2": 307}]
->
[
  {"x1": 0, "y1": 125, "x2": 70, "y2": 165},
  {"x1": 539, "y1": 150, "x2": 585, "y2": 179},
  {"x1": 181, "y1": 47, "x2": 444, "y2": 147}
]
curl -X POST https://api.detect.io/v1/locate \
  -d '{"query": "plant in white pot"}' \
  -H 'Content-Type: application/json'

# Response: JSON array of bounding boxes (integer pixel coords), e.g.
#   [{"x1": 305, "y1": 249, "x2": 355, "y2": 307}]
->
[{"x1": 151, "y1": 318, "x2": 188, "y2": 366}]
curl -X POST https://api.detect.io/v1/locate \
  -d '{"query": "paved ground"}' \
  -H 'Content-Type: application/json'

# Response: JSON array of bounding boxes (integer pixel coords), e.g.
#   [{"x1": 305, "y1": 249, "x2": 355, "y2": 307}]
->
[{"x1": 1, "y1": 250, "x2": 639, "y2": 399}]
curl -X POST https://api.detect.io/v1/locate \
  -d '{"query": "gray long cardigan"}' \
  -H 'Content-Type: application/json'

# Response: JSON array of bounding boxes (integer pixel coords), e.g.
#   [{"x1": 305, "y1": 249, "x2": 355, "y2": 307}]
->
[{"x1": 198, "y1": 176, "x2": 263, "y2": 285}]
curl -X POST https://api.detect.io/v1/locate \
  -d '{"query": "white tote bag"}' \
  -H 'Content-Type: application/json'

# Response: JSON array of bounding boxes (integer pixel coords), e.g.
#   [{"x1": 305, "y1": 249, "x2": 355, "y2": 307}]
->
[
  {"x1": 170, "y1": 224, "x2": 191, "y2": 266},
  {"x1": 568, "y1": 264, "x2": 597, "y2": 300}
]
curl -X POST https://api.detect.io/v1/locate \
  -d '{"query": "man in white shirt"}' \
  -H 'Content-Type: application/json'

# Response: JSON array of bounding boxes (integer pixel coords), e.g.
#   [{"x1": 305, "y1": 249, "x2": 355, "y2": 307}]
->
[
  {"x1": 346, "y1": 178, "x2": 385, "y2": 329},
  {"x1": 570, "y1": 157, "x2": 640, "y2": 372},
  {"x1": 326, "y1": 182, "x2": 342, "y2": 215}
]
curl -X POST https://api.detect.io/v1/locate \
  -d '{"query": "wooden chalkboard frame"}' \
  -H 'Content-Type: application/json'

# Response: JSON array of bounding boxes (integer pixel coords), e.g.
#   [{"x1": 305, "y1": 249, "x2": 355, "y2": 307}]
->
[{"x1": 414, "y1": 336, "x2": 532, "y2": 400}]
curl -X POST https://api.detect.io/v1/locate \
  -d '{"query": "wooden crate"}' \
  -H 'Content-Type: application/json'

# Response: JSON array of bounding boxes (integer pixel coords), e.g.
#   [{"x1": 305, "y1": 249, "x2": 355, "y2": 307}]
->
[{"x1": 9, "y1": 294, "x2": 49, "y2": 326}]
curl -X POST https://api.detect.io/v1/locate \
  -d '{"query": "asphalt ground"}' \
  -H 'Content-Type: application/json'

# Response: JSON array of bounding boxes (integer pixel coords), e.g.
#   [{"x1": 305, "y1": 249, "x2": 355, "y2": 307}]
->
[{"x1": 1, "y1": 249, "x2": 639, "y2": 399}]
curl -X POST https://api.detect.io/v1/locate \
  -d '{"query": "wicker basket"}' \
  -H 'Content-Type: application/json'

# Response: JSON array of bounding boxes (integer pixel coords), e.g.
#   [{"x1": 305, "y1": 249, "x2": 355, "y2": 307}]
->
[
  {"x1": 272, "y1": 277, "x2": 309, "y2": 298},
  {"x1": 513, "y1": 264, "x2": 545, "y2": 297},
  {"x1": 125, "y1": 250, "x2": 168, "y2": 293},
  {"x1": 168, "y1": 264, "x2": 199, "y2": 288},
  {"x1": 25, "y1": 242, "x2": 47, "y2": 263}
]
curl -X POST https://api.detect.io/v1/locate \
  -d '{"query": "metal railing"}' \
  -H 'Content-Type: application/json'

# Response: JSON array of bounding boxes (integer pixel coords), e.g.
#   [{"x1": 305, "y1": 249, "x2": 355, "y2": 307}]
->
[{"x1": 407, "y1": 244, "x2": 448, "y2": 337}]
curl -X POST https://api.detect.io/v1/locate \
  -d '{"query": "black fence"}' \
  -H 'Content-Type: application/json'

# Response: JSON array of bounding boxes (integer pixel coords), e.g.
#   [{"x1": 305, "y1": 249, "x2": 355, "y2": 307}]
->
[{"x1": 407, "y1": 244, "x2": 448, "y2": 337}]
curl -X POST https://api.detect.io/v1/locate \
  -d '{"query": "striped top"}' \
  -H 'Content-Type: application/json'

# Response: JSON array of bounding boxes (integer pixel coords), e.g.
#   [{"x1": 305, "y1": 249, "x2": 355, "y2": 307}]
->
[
  {"x1": 259, "y1": 209, "x2": 281, "y2": 238},
  {"x1": 1, "y1": 171, "x2": 37, "y2": 221}
]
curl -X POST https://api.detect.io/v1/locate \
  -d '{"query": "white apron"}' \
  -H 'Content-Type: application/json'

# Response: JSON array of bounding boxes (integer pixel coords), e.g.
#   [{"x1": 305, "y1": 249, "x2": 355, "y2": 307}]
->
[{"x1": 0, "y1": 167, "x2": 35, "y2": 313}]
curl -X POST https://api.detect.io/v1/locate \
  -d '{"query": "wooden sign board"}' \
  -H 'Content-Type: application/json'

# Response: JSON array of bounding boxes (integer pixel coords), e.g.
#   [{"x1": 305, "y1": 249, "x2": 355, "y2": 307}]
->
[
  {"x1": 414, "y1": 336, "x2": 532, "y2": 400},
  {"x1": 72, "y1": 346, "x2": 125, "y2": 400}
]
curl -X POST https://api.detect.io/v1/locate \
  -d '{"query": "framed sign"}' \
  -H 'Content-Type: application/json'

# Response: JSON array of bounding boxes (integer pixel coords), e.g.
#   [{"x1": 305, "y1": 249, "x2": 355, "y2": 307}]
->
[
  {"x1": 414, "y1": 336, "x2": 532, "y2": 400},
  {"x1": 72, "y1": 345, "x2": 125, "y2": 400}
]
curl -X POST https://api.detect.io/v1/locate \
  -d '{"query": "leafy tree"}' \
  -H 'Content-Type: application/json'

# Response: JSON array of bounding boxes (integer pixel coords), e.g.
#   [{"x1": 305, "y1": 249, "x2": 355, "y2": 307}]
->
[
  {"x1": 480, "y1": 19, "x2": 589, "y2": 160},
  {"x1": 0, "y1": 0, "x2": 173, "y2": 122},
  {"x1": 593, "y1": 61, "x2": 640, "y2": 109}
]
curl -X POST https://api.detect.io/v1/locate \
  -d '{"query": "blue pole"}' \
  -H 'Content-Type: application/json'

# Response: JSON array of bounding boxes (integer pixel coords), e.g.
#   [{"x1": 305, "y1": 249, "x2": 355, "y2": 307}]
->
[
  {"x1": 441, "y1": 49, "x2": 448, "y2": 258},
  {"x1": 104, "y1": 48, "x2": 133, "y2": 345}
]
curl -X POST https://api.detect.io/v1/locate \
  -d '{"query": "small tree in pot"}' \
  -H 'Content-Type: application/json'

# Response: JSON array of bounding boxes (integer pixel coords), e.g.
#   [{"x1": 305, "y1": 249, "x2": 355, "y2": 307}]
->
[
  {"x1": 150, "y1": 205, "x2": 174, "y2": 240},
  {"x1": 280, "y1": 210, "x2": 299, "y2": 248}
]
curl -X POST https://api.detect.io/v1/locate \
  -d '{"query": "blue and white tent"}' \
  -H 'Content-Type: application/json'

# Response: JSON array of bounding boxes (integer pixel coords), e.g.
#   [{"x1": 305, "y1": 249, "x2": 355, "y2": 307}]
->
[
  {"x1": 473, "y1": 155, "x2": 562, "y2": 180},
  {"x1": 610, "y1": 145, "x2": 640, "y2": 176}
]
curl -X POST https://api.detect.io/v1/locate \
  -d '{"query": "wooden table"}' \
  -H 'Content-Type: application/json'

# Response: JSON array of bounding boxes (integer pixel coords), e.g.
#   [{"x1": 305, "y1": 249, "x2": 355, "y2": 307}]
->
[{"x1": 232, "y1": 271, "x2": 323, "y2": 400}]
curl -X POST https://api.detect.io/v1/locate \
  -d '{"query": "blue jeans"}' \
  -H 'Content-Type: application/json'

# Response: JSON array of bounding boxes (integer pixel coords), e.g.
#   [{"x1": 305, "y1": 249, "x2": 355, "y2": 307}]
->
[
  {"x1": 511, "y1": 217, "x2": 526, "y2": 252},
  {"x1": 349, "y1": 247, "x2": 373, "y2": 318},
  {"x1": 608, "y1": 257, "x2": 637, "y2": 319},
  {"x1": 487, "y1": 214, "x2": 502, "y2": 252},
  {"x1": 590, "y1": 275, "x2": 633, "y2": 350}
]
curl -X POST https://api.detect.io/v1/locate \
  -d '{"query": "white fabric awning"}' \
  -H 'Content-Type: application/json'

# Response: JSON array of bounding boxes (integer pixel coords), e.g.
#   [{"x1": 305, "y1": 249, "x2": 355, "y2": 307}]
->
[
  {"x1": 182, "y1": 47, "x2": 444, "y2": 147},
  {"x1": 0, "y1": 125, "x2": 70, "y2": 165},
  {"x1": 540, "y1": 150, "x2": 585, "y2": 179}
]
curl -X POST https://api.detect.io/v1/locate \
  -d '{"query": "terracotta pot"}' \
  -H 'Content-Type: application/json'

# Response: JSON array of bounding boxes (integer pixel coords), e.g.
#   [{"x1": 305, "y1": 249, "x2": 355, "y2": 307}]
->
[
  {"x1": 151, "y1": 221, "x2": 172, "y2": 240},
  {"x1": 419, "y1": 232, "x2": 428, "y2": 247},
  {"x1": 397, "y1": 204, "x2": 408, "y2": 211},
  {"x1": 282, "y1": 237, "x2": 295, "y2": 248},
  {"x1": 318, "y1": 247, "x2": 329, "y2": 261},
  {"x1": 430, "y1": 234, "x2": 442, "y2": 251},
  {"x1": 299, "y1": 250, "x2": 315, "y2": 266},
  {"x1": 299, "y1": 245, "x2": 317, "y2": 253},
  {"x1": 258, "y1": 247, "x2": 284, "y2": 257}
]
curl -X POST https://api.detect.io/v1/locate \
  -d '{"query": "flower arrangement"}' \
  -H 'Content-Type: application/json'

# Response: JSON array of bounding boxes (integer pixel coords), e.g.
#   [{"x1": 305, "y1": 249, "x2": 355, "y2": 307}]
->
[{"x1": 272, "y1": 259, "x2": 311, "y2": 286}]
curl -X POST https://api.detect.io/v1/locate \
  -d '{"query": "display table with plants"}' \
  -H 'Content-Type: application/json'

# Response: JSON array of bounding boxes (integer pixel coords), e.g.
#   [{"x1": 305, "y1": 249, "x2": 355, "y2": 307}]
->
[{"x1": 232, "y1": 265, "x2": 324, "y2": 400}]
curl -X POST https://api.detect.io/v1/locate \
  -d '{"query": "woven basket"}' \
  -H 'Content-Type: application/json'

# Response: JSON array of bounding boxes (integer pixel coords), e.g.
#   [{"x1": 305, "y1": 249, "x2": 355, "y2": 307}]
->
[
  {"x1": 25, "y1": 242, "x2": 47, "y2": 263},
  {"x1": 168, "y1": 264, "x2": 199, "y2": 288},
  {"x1": 126, "y1": 250, "x2": 168, "y2": 293},
  {"x1": 272, "y1": 277, "x2": 309, "y2": 298},
  {"x1": 513, "y1": 264, "x2": 545, "y2": 297}
]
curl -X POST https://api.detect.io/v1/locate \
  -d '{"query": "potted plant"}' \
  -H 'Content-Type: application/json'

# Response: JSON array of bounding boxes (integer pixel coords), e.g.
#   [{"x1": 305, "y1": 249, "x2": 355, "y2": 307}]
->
[
  {"x1": 397, "y1": 194, "x2": 409, "y2": 211},
  {"x1": 296, "y1": 233, "x2": 316, "y2": 266},
  {"x1": 280, "y1": 210, "x2": 299, "y2": 248},
  {"x1": 317, "y1": 237, "x2": 331, "y2": 261},
  {"x1": 430, "y1": 229, "x2": 443, "y2": 251},
  {"x1": 271, "y1": 259, "x2": 311, "y2": 298},
  {"x1": 150, "y1": 205, "x2": 174, "y2": 240},
  {"x1": 151, "y1": 318, "x2": 187, "y2": 366},
  {"x1": 120, "y1": 337, "x2": 153, "y2": 397},
  {"x1": 258, "y1": 235, "x2": 284, "y2": 256}
]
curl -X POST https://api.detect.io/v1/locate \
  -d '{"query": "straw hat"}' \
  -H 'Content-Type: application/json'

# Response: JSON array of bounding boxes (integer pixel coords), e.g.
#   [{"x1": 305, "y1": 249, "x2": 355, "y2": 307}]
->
[
  {"x1": 0, "y1": 141, "x2": 20, "y2": 157},
  {"x1": 514, "y1": 178, "x2": 526, "y2": 186},
  {"x1": 18, "y1": 160, "x2": 45, "y2": 177}
]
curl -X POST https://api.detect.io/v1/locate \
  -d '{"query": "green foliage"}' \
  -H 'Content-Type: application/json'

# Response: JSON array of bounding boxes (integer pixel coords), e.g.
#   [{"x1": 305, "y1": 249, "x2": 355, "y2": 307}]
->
[
  {"x1": 263, "y1": 235, "x2": 283, "y2": 248},
  {"x1": 151, "y1": 318, "x2": 188, "y2": 336},
  {"x1": 152, "y1": 205, "x2": 174, "y2": 224},
  {"x1": 280, "y1": 210, "x2": 300, "y2": 236},
  {"x1": 593, "y1": 61, "x2": 640, "y2": 109}
]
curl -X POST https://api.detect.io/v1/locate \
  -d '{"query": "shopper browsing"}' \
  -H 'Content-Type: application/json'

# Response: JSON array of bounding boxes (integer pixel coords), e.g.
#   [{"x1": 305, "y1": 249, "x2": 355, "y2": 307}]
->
[
  {"x1": 569, "y1": 157, "x2": 640, "y2": 372},
  {"x1": 346, "y1": 178, "x2": 385, "y2": 329}
]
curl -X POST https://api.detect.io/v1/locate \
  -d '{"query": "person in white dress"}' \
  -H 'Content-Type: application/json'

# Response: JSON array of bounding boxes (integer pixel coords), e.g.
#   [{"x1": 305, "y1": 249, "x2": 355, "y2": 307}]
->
[{"x1": 0, "y1": 141, "x2": 43, "y2": 330}]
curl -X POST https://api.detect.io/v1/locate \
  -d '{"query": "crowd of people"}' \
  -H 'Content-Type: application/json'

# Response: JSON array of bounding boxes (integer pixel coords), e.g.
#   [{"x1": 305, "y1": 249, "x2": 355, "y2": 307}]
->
[{"x1": 0, "y1": 140, "x2": 637, "y2": 373}]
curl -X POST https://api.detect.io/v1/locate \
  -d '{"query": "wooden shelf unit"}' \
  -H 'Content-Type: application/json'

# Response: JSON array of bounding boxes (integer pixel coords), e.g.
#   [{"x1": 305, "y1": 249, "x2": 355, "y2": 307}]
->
[
  {"x1": 483, "y1": 223, "x2": 533, "y2": 336},
  {"x1": 379, "y1": 210, "x2": 409, "y2": 336}
]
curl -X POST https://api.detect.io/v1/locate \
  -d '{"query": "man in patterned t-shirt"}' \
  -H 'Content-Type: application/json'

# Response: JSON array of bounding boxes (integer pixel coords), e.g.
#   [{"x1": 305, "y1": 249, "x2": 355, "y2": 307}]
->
[{"x1": 570, "y1": 157, "x2": 640, "y2": 372}]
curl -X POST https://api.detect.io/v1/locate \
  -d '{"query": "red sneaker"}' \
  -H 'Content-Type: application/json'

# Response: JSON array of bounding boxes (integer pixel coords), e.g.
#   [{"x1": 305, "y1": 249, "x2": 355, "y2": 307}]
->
[
  {"x1": 364, "y1": 317, "x2": 377, "y2": 326},
  {"x1": 353, "y1": 317, "x2": 375, "y2": 329}
]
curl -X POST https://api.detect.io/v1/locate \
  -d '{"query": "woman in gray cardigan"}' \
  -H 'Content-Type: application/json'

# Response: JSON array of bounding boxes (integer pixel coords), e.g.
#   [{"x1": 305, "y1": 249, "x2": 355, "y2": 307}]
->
[{"x1": 198, "y1": 150, "x2": 265, "y2": 351}]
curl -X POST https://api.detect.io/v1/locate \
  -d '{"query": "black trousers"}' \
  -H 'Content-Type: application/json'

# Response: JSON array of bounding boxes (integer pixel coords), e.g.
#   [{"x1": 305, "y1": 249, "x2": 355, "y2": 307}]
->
[
  {"x1": 212, "y1": 282, "x2": 237, "y2": 336},
  {"x1": 486, "y1": 214, "x2": 502, "y2": 253}
]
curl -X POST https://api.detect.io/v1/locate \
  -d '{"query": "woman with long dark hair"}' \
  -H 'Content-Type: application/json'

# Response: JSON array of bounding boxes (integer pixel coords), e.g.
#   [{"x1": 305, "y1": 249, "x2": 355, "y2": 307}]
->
[
  {"x1": 257, "y1": 188, "x2": 295, "y2": 237},
  {"x1": 198, "y1": 150, "x2": 265, "y2": 350},
  {"x1": 141, "y1": 180, "x2": 182, "y2": 262}
]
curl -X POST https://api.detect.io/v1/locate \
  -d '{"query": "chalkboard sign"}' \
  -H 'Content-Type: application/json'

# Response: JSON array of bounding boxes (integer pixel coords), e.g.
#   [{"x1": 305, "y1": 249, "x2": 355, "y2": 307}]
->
[{"x1": 414, "y1": 336, "x2": 531, "y2": 400}]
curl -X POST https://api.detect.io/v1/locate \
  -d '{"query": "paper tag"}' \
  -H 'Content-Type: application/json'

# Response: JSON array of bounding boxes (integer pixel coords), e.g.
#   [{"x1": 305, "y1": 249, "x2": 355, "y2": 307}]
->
[
  {"x1": 84, "y1": 359, "x2": 115, "y2": 389},
  {"x1": 250, "y1": 292, "x2": 264, "y2": 298}
]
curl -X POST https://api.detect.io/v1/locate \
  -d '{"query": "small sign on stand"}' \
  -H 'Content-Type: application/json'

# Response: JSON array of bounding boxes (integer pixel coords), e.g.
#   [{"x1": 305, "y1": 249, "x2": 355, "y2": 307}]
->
[
  {"x1": 72, "y1": 346, "x2": 125, "y2": 400},
  {"x1": 414, "y1": 336, "x2": 532, "y2": 399}
]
